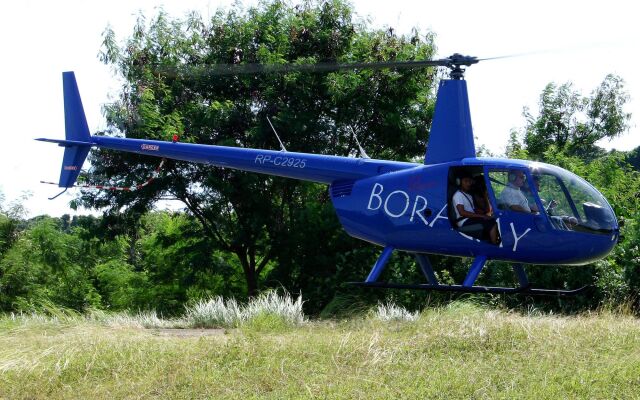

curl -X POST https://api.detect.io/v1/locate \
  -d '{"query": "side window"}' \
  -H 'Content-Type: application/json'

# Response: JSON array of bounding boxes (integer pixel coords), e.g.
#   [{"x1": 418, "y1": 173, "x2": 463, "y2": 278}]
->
[
  {"x1": 534, "y1": 174, "x2": 574, "y2": 218},
  {"x1": 488, "y1": 168, "x2": 536, "y2": 213},
  {"x1": 532, "y1": 173, "x2": 580, "y2": 231},
  {"x1": 561, "y1": 178, "x2": 591, "y2": 221},
  {"x1": 447, "y1": 166, "x2": 486, "y2": 220},
  {"x1": 488, "y1": 170, "x2": 509, "y2": 209}
]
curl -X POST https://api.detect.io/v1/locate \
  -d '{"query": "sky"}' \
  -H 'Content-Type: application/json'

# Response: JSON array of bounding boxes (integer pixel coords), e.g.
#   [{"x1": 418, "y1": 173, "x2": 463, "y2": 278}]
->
[{"x1": 0, "y1": 0, "x2": 638, "y2": 217}]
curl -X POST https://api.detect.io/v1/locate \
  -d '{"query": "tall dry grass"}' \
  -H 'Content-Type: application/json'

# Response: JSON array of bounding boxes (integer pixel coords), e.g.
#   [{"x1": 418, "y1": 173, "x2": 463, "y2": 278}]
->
[{"x1": 1, "y1": 300, "x2": 639, "y2": 399}]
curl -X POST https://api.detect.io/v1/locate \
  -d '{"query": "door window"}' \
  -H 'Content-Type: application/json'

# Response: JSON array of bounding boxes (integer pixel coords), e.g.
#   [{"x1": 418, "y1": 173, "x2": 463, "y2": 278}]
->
[{"x1": 488, "y1": 169, "x2": 538, "y2": 213}]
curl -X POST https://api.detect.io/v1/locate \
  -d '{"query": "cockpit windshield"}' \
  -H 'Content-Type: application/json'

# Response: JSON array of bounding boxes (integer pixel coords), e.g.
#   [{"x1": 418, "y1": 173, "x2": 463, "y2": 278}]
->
[{"x1": 529, "y1": 165, "x2": 616, "y2": 234}]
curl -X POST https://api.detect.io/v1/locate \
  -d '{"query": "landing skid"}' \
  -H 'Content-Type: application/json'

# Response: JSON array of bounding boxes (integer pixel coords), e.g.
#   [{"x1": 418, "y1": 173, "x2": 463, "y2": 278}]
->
[
  {"x1": 358, "y1": 247, "x2": 590, "y2": 297},
  {"x1": 347, "y1": 281, "x2": 591, "y2": 296}
]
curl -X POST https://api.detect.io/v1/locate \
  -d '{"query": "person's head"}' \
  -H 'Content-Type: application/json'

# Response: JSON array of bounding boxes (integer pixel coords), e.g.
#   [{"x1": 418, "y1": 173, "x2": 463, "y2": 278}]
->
[
  {"x1": 458, "y1": 172, "x2": 473, "y2": 191},
  {"x1": 473, "y1": 176, "x2": 487, "y2": 194},
  {"x1": 508, "y1": 170, "x2": 525, "y2": 188}
]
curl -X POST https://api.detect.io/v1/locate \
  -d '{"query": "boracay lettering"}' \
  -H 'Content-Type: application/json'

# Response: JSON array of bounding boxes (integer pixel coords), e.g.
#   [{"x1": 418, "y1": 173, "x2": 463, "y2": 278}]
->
[{"x1": 366, "y1": 183, "x2": 531, "y2": 252}]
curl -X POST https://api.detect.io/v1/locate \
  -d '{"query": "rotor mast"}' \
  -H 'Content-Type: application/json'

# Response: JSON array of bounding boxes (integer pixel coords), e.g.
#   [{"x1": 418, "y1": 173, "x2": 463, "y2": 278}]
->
[{"x1": 424, "y1": 54, "x2": 479, "y2": 164}]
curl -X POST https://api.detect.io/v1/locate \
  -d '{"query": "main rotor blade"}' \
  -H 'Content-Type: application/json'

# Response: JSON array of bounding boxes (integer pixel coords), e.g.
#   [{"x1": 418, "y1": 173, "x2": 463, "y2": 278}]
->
[
  {"x1": 158, "y1": 53, "x2": 484, "y2": 78},
  {"x1": 169, "y1": 59, "x2": 444, "y2": 78},
  {"x1": 477, "y1": 49, "x2": 561, "y2": 62}
]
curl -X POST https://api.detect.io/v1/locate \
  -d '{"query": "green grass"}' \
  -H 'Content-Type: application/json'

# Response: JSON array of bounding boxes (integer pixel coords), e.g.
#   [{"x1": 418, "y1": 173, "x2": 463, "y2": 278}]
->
[{"x1": 1, "y1": 302, "x2": 639, "y2": 399}]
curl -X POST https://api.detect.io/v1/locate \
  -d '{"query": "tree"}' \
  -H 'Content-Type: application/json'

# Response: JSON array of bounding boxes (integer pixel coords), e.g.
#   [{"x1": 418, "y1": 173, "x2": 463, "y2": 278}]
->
[
  {"x1": 137, "y1": 211, "x2": 242, "y2": 314},
  {"x1": 522, "y1": 74, "x2": 631, "y2": 160},
  {"x1": 81, "y1": 0, "x2": 437, "y2": 297},
  {"x1": 505, "y1": 129, "x2": 528, "y2": 159},
  {"x1": 0, "y1": 191, "x2": 29, "y2": 258},
  {"x1": 0, "y1": 217, "x2": 101, "y2": 311},
  {"x1": 626, "y1": 146, "x2": 640, "y2": 171},
  {"x1": 509, "y1": 76, "x2": 639, "y2": 310}
]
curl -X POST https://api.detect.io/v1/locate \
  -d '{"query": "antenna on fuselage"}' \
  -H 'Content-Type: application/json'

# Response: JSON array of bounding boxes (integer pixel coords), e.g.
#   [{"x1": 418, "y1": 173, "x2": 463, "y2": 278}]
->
[
  {"x1": 266, "y1": 116, "x2": 287, "y2": 152},
  {"x1": 349, "y1": 126, "x2": 370, "y2": 159}
]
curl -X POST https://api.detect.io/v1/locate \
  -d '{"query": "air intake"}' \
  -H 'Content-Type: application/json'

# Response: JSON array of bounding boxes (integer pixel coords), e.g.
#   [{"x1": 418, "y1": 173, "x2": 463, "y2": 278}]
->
[{"x1": 330, "y1": 180, "x2": 355, "y2": 198}]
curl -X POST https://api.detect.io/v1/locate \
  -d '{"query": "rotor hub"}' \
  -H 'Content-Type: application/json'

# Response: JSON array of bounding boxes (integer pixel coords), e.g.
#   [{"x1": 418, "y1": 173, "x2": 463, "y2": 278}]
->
[{"x1": 443, "y1": 53, "x2": 478, "y2": 80}]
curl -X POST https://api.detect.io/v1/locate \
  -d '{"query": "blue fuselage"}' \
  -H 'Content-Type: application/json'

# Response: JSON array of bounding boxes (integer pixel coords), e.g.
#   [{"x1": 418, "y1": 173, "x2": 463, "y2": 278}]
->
[
  {"x1": 42, "y1": 135, "x2": 618, "y2": 267},
  {"x1": 331, "y1": 159, "x2": 619, "y2": 265}
]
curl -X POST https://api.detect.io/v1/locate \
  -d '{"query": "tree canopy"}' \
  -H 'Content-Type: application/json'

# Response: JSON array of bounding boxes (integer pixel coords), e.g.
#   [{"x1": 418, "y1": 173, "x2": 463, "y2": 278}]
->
[
  {"x1": 78, "y1": 0, "x2": 437, "y2": 296},
  {"x1": 518, "y1": 74, "x2": 631, "y2": 160}
]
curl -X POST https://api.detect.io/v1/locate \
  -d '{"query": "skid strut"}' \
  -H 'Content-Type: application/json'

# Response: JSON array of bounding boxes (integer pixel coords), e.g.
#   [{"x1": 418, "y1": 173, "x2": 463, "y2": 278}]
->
[{"x1": 350, "y1": 250, "x2": 589, "y2": 296}]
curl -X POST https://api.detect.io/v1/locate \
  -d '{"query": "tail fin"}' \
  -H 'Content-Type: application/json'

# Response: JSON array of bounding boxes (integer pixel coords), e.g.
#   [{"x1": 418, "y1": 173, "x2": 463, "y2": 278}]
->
[
  {"x1": 37, "y1": 72, "x2": 93, "y2": 188},
  {"x1": 424, "y1": 79, "x2": 476, "y2": 165},
  {"x1": 63, "y1": 71, "x2": 90, "y2": 142}
]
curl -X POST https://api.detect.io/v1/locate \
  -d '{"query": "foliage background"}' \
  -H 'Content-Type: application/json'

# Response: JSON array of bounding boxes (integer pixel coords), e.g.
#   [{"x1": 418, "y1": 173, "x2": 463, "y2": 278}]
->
[{"x1": 1, "y1": 0, "x2": 637, "y2": 316}]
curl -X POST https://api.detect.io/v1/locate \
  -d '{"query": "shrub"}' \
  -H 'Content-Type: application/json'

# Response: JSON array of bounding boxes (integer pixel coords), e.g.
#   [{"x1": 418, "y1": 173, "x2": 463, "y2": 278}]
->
[{"x1": 183, "y1": 291, "x2": 305, "y2": 329}]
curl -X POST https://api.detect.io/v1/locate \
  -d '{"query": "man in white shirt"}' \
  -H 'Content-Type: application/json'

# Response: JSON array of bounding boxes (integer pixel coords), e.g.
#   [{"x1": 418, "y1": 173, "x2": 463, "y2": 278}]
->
[
  {"x1": 500, "y1": 170, "x2": 539, "y2": 213},
  {"x1": 453, "y1": 173, "x2": 499, "y2": 244}
]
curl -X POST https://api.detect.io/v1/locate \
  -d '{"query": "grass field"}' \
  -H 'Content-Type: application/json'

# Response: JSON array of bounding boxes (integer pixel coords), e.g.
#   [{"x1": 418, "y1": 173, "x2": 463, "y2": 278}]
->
[{"x1": 1, "y1": 302, "x2": 639, "y2": 399}]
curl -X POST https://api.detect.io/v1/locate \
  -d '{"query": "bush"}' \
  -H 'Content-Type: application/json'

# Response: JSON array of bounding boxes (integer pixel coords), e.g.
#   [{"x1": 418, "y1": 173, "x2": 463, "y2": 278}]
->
[
  {"x1": 185, "y1": 296, "x2": 242, "y2": 328},
  {"x1": 372, "y1": 302, "x2": 419, "y2": 322},
  {"x1": 183, "y1": 291, "x2": 305, "y2": 329},
  {"x1": 0, "y1": 218, "x2": 101, "y2": 312}
]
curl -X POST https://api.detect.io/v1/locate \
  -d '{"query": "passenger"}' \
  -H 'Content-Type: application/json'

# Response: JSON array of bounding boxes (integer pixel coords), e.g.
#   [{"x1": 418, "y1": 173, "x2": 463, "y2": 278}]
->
[
  {"x1": 499, "y1": 170, "x2": 539, "y2": 213},
  {"x1": 472, "y1": 175, "x2": 492, "y2": 216},
  {"x1": 453, "y1": 173, "x2": 500, "y2": 245}
]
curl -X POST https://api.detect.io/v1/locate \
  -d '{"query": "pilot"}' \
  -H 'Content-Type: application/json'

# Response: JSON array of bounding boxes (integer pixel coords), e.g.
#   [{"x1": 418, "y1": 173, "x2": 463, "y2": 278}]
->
[
  {"x1": 453, "y1": 173, "x2": 500, "y2": 244},
  {"x1": 500, "y1": 170, "x2": 539, "y2": 213}
]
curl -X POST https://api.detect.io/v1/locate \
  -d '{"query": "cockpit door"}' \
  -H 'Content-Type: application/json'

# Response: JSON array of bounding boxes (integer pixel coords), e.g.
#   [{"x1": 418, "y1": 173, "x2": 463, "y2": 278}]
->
[{"x1": 485, "y1": 167, "x2": 544, "y2": 252}]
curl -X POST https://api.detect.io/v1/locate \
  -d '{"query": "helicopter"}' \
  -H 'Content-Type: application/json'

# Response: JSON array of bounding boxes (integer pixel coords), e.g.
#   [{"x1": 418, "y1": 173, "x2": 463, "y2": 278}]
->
[{"x1": 37, "y1": 54, "x2": 620, "y2": 296}]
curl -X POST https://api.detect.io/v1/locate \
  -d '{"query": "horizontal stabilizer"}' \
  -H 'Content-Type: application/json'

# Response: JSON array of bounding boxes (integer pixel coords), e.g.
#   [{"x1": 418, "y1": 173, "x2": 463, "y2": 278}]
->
[{"x1": 36, "y1": 138, "x2": 93, "y2": 147}]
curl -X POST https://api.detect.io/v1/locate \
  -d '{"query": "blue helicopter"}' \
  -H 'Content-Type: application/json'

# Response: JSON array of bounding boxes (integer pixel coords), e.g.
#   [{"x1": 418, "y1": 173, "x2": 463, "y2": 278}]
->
[{"x1": 37, "y1": 54, "x2": 620, "y2": 295}]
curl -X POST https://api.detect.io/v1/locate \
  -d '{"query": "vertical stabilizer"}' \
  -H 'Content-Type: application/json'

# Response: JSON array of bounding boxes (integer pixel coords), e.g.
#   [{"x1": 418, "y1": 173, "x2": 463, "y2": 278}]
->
[
  {"x1": 63, "y1": 72, "x2": 90, "y2": 142},
  {"x1": 424, "y1": 79, "x2": 476, "y2": 164},
  {"x1": 59, "y1": 72, "x2": 92, "y2": 187}
]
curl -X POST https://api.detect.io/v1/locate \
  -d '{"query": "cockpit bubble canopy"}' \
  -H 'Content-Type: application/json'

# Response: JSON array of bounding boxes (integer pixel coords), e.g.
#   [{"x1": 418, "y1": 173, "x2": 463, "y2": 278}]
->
[{"x1": 529, "y1": 164, "x2": 616, "y2": 234}]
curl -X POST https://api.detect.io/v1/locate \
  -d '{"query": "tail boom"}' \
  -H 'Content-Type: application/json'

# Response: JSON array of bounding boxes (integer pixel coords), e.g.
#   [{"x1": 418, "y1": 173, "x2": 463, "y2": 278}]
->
[
  {"x1": 39, "y1": 71, "x2": 417, "y2": 189},
  {"x1": 93, "y1": 136, "x2": 417, "y2": 184}
]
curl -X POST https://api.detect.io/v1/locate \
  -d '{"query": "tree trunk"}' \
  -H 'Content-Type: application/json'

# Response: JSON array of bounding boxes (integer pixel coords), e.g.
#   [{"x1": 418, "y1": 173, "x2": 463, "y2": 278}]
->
[
  {"x1": 245, "y1": 267, "x2": 258, "y2": 298},
  {"x1": 236, "y1": 248, "x2": 259, "y2": 298}
]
